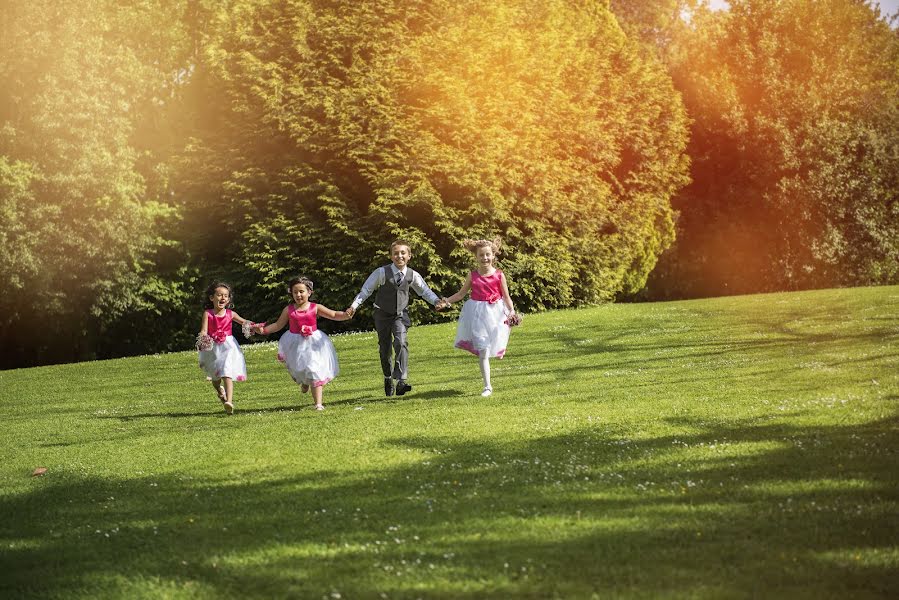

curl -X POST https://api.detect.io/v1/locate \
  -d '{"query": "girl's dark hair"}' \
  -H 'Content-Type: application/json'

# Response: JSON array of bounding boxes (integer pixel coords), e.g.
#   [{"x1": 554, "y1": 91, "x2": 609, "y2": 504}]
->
[
  {"x1": 203, "y1": 281, "x2": 234, "y2": 309},
  {"x1": 287, "y1": 276, "x2": 314, "y2": 296}
]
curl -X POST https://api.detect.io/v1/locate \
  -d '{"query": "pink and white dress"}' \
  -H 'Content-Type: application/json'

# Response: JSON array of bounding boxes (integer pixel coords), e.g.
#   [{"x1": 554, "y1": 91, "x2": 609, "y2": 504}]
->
[
  {"x1": 277, "y1": 303, "x2": 339, "y2": 387},
  {"x1": 198, "y1": 309, "x2": 247, "y2": 381},
  {"x1": 454, "y1": 270, "x2": 511, "y2": 359}
]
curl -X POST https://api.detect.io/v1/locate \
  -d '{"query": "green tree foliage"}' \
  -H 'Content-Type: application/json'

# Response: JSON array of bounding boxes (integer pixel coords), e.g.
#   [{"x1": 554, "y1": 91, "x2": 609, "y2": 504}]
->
[
  {"x1": 646, "y1": 0, "x2": 899, "y2": 298},
  {"x1": 610, "y1": 0, "x2": 697, "y2": 50},
  {"x1": 176, "y1": 0, "x2": 690, "y2": 330},
  {"x1": 0, "y1": 0, "x2": 197, "y2": 366},
  {"x1": 2, "y1": 0, "x2": 690, "y2": 365}
]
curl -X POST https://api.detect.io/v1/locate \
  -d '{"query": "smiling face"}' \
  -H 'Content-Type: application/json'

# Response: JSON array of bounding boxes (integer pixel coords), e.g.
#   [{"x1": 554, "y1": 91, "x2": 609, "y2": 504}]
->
[
  {"x1": 209, "y1": 286, "x2": 231, "y2": 311},
  {"x1": 390, "y1": 244, "x2": 411, "y2": 270},
  {"x1": 475, "y1": 245, "x2": 495, "y2": 269},
  {"x1": 290, "y1": 283, "x2": 311, "y2": 306}
]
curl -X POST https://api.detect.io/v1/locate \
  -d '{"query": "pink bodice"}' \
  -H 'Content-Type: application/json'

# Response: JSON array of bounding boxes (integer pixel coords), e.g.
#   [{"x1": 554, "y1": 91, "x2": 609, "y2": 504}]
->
[
  {"x1": 206, "y1": 309, "x2": 233, "y2": 343},
  {"x1": 288, "y1": 303, "x2": 318, "y2": 334},
  {"x1": 470, "y1": 270, "x2": 503, "y2": 303}
]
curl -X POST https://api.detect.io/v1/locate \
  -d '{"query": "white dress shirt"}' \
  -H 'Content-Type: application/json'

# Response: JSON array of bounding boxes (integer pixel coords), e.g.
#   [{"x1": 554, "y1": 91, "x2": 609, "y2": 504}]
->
[{"x1": 351, "y1": 265, "x2": 440, "y2": 310}]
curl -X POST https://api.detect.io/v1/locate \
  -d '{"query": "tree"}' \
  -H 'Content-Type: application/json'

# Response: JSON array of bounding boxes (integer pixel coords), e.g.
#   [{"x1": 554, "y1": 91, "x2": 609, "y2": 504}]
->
[
  {"x1": 1, "y1": 0, "x2": 693, "y2": 366},
  {"x1": 176, "y1": 0, "x2": 690, "y2": 329},
  {"x1": 0, "y1": 0, "x2": 194, "y2": 366},
  {"x1": 610, "y1": 0, "x2": 698, "y2": 50},
  {"x1": 646, "y1": 0, "x2": 899, "y2": 298}
]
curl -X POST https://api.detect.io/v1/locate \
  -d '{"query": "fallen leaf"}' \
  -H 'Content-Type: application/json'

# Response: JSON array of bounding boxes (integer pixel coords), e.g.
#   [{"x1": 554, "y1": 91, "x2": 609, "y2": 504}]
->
[{"x1": 32, "y1": 467, "x2": 47, "y2": 477}]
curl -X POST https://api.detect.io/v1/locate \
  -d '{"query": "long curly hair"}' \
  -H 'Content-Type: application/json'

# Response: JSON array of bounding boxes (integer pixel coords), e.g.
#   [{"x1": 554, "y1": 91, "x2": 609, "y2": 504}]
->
[
  {"x1": 462, "y1": 236, "x2": 502, "y2": 255},
  {"x1": 203, "y1": 281, "x2": 234, "y2": 309}
]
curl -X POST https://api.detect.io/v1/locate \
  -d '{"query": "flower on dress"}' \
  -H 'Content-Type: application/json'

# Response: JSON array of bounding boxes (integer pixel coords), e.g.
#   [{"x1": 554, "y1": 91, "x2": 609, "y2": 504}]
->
[
  {"x1": 211, "y1": 330, "x2": 227, "y2": 344},
  {"x1": 487, "y1": 292, "x2": 502, "y2": 304},
  {"x1": 300, "y1": 325, "x2": 314, "y2": 337}
]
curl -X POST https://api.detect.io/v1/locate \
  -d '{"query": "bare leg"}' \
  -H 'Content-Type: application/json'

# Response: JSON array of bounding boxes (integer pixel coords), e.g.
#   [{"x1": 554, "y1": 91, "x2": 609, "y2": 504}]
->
[
  {"x1": 479, "y1": 352, "x2": 492, "y2": 396},
  {"x1": 211, "y1": 378, "x2": 225, "y2": 401},
  {"x1": 312, "y1": 385, "x2": 324, "y2": 410},
  {"x1": 222, "y1": 377, "x2": 234, "y2": 414}
]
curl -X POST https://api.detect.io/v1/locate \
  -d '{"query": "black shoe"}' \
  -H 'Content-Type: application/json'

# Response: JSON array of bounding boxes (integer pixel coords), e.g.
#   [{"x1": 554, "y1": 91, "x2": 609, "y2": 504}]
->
[
  {"x1": 384, "y1": 377, "x2": 395, "y2": 397},
  {"x1": 395, "y1": 380, "x2": 412, "y2": 396}
]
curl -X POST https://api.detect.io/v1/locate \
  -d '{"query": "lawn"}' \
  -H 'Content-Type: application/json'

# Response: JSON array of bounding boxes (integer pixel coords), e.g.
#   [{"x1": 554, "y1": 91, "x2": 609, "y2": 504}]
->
[{"x1": 1, "y1": 286, "x2": 897, "y2": 599}]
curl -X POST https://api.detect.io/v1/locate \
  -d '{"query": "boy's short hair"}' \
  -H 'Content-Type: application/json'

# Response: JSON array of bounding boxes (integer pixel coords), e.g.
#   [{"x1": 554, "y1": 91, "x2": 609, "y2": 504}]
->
[{"x1": 389, "y1": 239, "x2": 412, "y2": 253}]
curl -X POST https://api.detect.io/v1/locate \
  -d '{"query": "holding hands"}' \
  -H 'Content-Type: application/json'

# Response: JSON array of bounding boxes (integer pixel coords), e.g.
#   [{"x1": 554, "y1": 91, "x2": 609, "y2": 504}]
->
[{"x1": 242, "y1": 320, "x2": 267, "y2": 338}]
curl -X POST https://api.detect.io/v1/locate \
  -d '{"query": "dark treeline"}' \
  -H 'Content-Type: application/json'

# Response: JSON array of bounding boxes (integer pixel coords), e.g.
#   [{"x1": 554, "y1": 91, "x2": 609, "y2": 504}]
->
[
  {"x1": 1, "y1": 0, "x2": 896, "y2": 368},
  {"x1": 621, "y1": 0, "x2": 899, "y2": 300}
]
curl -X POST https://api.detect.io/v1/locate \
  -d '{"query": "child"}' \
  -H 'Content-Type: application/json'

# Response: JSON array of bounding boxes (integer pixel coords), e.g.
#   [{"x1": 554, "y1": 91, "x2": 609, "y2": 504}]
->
[
  {"x1": 345, "y1": 239, "x2": 447, "y2": 397},
  {"x1": 441, "y1": 237, "x2": 519, "y2": 397},
  {"x1": 256, "y1": 276, "x2": 350, "y2": 410},
  {"x1": 197, "y1": 281, "x2": 251, "y2": 414}
]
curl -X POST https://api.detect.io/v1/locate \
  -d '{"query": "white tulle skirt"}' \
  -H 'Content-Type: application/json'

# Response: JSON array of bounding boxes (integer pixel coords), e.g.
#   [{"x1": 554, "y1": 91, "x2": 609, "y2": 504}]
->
[
  {"x1": 199, "y1": 336, "x2": 247, "y2": 381},
  {"x1": 277, "y1": 330, "x2": 339, "y2": 386},
  {"x1": 454, "y1": 299, "x2": 510, "y2": 358}
]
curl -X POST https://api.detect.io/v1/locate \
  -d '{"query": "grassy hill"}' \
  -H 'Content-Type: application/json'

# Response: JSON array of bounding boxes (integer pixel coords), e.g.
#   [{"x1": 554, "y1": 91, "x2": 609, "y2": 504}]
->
[{"x1": 1, "y1": 286, "x2": 897, "y2": 599}]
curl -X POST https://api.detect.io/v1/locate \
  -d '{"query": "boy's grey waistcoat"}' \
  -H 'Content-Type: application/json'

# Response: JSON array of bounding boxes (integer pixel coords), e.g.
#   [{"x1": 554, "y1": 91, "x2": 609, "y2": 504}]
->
[{"x1": 374, "y1": 266, "x2": 413, "y2": 315}]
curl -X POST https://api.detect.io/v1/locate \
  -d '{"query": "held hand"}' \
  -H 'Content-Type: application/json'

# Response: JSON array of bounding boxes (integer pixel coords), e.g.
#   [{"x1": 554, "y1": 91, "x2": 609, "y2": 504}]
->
[{"x1": 345, "y1": 306, "x2": 356, "y2": 318}]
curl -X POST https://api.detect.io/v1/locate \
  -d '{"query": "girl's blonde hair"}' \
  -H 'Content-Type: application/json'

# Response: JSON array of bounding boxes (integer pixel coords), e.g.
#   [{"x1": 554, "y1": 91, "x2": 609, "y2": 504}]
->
[{"x1": 462, "y1": 236, "x2": 502, "y2": 255}]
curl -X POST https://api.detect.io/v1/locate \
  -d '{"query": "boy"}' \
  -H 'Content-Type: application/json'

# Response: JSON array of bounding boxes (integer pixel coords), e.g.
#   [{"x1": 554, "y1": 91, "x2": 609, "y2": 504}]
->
[{"x1": 346, "y1": 240, "x2": 447, "y2": 396}]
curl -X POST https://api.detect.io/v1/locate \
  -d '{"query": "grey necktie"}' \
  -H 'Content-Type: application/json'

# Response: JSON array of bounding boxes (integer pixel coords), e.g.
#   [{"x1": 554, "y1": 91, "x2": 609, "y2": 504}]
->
[{"x1": 396, "y1": 271, "x2": 403, "y2": 286}]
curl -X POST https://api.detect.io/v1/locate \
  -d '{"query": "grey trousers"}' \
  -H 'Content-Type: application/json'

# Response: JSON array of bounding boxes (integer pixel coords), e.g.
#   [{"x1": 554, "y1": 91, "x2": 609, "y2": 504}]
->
[{"x1": 373, "y1": 309, "x2": 412, "y2": 380}]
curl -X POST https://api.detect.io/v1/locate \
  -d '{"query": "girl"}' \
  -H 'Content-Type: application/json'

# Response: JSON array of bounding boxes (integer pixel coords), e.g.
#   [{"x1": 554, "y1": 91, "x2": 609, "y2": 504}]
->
[
  {"x1": 197, "y1": 281, "x2": 252, "y2": 414},
  {"x1": 256, "y1": 276, "x2": 350, "y2": 410},
  {"x1": 442, "y1": 237, "x2": 520, "y2": 396}
]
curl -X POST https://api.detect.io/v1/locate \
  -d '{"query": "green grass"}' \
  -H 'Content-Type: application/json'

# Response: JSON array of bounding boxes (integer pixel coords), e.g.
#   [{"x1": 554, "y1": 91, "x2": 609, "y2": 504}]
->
[{"x1": 2, "y1": 286, "x2": 898, "y2": 599}]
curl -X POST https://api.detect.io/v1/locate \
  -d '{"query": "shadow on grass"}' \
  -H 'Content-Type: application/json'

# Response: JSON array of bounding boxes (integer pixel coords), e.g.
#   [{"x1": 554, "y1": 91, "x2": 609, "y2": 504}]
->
[
  {"x1": 97, "y1": 387, "x2": 470, "y2": 421},
  {"x1": 2, "y1": 415, "x2": 897, "y2": 598},
  {"x1": 100, "y1": 410, "x2": 234, "y2": 420}
]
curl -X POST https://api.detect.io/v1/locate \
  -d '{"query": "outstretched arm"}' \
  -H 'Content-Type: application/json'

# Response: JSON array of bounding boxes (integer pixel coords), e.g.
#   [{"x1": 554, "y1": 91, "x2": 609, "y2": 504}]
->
[
  {"x1": 442, "y1": 273, "x2": 473, "y2": 305},
  {"x1": 231, "y1": 311, "x2": 249, "y2": 325},
  {"x1": 316, "y1": 304, "x2": 351, "y2": 322},
  {"x1": 259, "y1": 306, "x2": 290, "y2": 335},
  {"x1": 409, "y1": 271, "x2": 443, "y2": 308},
  {"x1": 347, "y1": 269, "x2": 383, "y2": 316}
]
